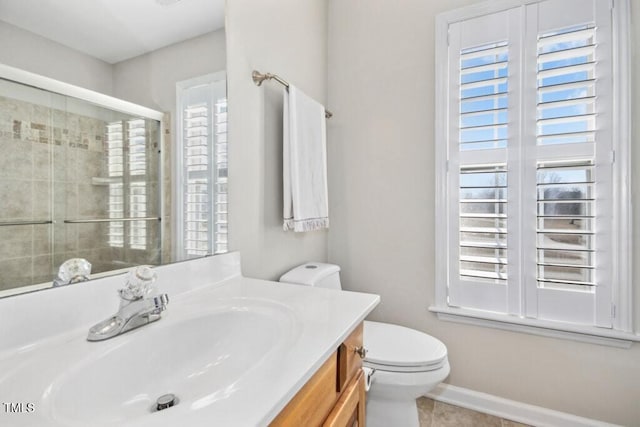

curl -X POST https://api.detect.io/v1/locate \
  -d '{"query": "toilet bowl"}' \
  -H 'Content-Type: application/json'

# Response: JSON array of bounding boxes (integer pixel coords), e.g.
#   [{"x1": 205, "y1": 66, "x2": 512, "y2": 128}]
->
[
  {"x1": 279, "y1": 262, "x2": 450, "y2": 427},
  {"x1": 363, "y1": 320, "x2": 449, "y2": 427}
]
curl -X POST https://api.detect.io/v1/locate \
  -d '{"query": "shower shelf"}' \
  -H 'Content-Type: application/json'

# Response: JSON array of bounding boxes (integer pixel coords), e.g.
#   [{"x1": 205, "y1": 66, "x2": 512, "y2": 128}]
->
[{"x1": 91, "y1": 177, "x2": 123, "y2": 185}]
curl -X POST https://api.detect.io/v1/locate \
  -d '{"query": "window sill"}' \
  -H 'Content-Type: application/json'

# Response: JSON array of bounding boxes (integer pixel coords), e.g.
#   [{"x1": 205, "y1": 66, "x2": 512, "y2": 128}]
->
[{"x1": 428, "y1": 306, "x2": 639, "y2": 349}]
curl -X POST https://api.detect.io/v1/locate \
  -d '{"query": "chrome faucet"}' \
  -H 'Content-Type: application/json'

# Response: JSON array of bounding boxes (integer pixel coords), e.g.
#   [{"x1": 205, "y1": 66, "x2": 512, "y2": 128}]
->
[{"x1": 87, "y1": 266, "x2": 168, "y2": 342}]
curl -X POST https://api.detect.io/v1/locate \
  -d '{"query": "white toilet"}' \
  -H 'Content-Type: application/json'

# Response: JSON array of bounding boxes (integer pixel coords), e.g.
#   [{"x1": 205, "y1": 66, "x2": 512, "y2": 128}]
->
[{"x1": 279, "y1": 262, "x2": 450, "y2": 427}]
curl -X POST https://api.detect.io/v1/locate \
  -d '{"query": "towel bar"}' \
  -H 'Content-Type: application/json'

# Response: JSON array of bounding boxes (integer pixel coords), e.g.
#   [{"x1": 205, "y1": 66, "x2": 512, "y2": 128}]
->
[{"x1": 252, "y1": 70, "x2": 333, "y2": 119}]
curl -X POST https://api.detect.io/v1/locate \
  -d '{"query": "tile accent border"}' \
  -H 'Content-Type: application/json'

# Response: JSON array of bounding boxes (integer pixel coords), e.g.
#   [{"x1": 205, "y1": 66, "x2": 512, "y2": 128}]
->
[{"x1": 426, "y1": 384, "x2": 621, "y2": 427}]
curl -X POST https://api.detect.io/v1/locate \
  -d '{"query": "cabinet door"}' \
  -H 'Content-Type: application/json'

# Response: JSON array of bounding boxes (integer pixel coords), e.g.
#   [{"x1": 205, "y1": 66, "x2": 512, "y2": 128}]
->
[
  {"x1": 270, "y1": 355, "x2": 338, "y2": 427},
  {"x1": 337, "y1": 323, "x2": 363, "y2": 393},
  {"x1": 323, "y1": 370, "x2": 365, "y2": 427}
]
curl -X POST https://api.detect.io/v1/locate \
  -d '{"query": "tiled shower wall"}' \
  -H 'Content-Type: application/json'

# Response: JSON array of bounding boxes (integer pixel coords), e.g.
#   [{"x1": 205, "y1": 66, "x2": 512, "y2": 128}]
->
[{"x1": 0, "y1": 95, "x2": 160, "y2": 291}]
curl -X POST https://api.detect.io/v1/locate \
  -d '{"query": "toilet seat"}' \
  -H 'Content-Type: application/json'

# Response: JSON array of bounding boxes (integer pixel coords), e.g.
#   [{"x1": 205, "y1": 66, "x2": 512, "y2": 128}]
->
[{"x1": 363, "y1": 321, "x2": 447, "y2": 373}]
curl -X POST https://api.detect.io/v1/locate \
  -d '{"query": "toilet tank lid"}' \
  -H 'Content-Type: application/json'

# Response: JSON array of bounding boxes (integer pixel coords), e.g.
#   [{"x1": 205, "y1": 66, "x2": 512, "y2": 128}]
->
[{"x1": 279, "y1": 262, "x2": 340, "y2": 285}]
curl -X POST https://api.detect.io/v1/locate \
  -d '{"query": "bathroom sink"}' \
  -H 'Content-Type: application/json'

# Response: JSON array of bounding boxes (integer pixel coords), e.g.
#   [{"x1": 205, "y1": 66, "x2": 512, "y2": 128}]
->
[
  {"x1": 0, "y1": 253, "x2": 379, "y2": 426},
  {"x1": 0, "y1": 298, "x2": 296, "y2": 427}
]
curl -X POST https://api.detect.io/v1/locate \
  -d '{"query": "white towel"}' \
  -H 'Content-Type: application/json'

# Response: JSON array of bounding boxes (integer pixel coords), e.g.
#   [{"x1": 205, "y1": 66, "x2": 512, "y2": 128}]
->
[{"x1": 283, "y1": 85, "x2": 329, "y2": 232}]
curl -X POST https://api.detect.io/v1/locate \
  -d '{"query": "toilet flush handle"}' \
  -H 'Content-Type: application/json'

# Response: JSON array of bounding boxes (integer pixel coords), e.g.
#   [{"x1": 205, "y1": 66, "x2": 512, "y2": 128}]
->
[{"x1": 354, "y1": 346, "x2": 368, "y2": 359}]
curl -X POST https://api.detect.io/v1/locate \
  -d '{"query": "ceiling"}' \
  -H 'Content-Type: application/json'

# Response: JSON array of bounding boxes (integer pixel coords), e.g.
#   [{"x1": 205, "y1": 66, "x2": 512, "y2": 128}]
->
[{"x1": 0, "y1": 0, "x2": 225, "y2": 64}]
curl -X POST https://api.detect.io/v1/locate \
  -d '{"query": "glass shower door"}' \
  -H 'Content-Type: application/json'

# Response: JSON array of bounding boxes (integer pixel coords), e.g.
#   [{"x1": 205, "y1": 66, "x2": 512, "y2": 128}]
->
[
  {"x1": 56, "y1": 97, "x2": 162, "y2": 275},
  {"x1": 0, "y1": 78, "x2": 56, "y2": 291},
  {"x1": 0, "y1": 77, "x2": 162, "y2": 294}
]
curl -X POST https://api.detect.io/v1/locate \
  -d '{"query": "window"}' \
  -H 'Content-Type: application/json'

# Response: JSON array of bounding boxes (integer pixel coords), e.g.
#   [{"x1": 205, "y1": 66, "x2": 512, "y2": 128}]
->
[
  {"x1": 434, "y1": 0, "x2": 632, "y2": 341},
  {"x1": 176, "y1": 72, "x2": 228, "y2": 260},
  {"x1": 106, "y1": 118, "x2": 151, "y2": 251},
  {"x1": 106, "y1": 121, "x2": 124, "y2": 247},
  {"x1": 128, "y1": 119, "x2": 149, "y2": 250}
]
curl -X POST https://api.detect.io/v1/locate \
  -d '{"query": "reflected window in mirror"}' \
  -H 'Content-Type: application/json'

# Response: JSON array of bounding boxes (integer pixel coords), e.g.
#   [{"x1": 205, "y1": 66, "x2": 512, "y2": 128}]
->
[
  {"x1": 176, "y1": 72, "x2": 228, "y2": 260},
  {"x1": 106, "y1": 119, "x2": 156, "y2": 251}
]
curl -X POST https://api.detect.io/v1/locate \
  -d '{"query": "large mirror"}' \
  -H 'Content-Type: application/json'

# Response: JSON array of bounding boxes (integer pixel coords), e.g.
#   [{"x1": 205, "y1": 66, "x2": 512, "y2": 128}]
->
[{"x1": 0, "y1": 0, "x2": 227, "y2": 297}]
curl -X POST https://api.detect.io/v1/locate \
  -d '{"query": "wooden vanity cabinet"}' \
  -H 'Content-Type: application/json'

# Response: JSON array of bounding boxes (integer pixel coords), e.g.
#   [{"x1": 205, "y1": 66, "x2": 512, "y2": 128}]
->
[{"x1": 270, "y1": 323, "x2": 366, "y2": 427}]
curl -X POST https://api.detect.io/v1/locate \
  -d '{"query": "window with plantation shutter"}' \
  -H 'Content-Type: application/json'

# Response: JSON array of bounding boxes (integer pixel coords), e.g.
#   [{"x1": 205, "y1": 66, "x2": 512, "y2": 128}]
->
[
  {"x1": 106, "y1": 118, "x2": 150, "y2": 251},
  {"x1": 435, "y1": 0, "x2": 631, "y2": 338},
  {"x1": 106, "y1": 121, "x2": 124, "y2": 247},
  {"x1": 183, "y1": 102, "x2": 210, "y2": 257},
  {"x1": 128, "y1": 119, "x2": 148, "y2": 250},
  {"x1": 176, "y1": 72, "x2": 227, "y2": 260},
  {"x1": 446, "y1": 7, "x2": 520, "y2": 314}
]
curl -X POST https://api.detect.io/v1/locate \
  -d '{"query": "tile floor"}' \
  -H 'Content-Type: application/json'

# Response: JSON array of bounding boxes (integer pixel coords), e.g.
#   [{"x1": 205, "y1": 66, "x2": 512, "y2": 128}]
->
[{"x1": 417, "y1": 397, "x2": 532, "y2": 427}]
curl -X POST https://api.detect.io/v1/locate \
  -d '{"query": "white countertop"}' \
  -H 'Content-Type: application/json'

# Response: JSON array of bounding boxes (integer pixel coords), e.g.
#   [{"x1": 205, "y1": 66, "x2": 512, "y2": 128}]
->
[{"x1": 0, "y1": 253, "x2": 380, "y2": 426}]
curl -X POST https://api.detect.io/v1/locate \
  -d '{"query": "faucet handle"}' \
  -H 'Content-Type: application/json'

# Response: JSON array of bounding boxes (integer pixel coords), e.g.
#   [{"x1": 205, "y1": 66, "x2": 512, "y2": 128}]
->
[
  {"x1": 53, "y1": 258, "x2": 92, "y2": 287},
  {"x1": 120, "y1": 266, "x2": 157, "y2": 300},
  {"x1": 152, "y1": 294, "x2": 169, "y2": 312}
]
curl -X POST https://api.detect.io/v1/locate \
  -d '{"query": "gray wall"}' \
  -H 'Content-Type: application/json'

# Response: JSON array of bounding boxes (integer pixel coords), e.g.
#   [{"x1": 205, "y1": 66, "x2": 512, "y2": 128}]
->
[
  {"x1": 226, "y1": 0, "x2": 329, "y2": 279},
  {"x1": 0, "y1": 20, "x2": 226, "y2": 124},
  {"x1": 0, "y1": 21, "x2": 114, "y2": 95},
  {"x1": 327, "y1": 1, "x2": 640, "y2": 425},
  {"x1": 112, "y1": 29, "x2": 226, "y2": 116}
]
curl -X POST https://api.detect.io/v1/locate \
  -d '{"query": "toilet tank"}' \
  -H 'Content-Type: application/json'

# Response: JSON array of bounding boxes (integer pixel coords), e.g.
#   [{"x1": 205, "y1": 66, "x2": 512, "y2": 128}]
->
[{"x1": 279, "y1": 262, "x2": 342, "y2": 290}]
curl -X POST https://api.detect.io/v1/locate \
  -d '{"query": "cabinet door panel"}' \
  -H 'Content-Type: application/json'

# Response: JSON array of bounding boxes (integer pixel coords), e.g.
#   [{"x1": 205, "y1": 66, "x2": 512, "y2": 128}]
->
[
  {"x1": 270, "y1": 354, "x2": 338, "y2": 427},
  {"x1": 323, "y1": 370, "x2": 365, "y2": 427},
  {"x1": 337, "y1": 323, "x2": 363, "y2": 393}
]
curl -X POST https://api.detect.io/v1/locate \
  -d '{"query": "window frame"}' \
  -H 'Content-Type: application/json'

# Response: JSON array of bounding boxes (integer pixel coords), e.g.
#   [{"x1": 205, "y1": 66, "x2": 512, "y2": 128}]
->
[
  {"x1": 174, "y1": 71, "x2": 228, "y2": 261},
  {"x1": 431, "y1": 0, "x2": 636, "y2": 347}
]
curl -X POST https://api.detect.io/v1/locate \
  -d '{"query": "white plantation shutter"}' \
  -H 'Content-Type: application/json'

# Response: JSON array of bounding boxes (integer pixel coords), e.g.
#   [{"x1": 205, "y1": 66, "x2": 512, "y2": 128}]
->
[
  {"x1": 176, "y1": 73, "x2": 228, "y2": 260},
  {"x1": 213, "y1": 97, "x2": 228, "y2": 254},
  {"x1": 106, "y1": 118, "x2": 149, "y2": 250},
  {"x1": 447, "y1": 8, "x2": 522, "y2": 313},
  {"x1": 183, "y1": 102, "x2": 210, "y2": 256},
  {"x1": 106, "y1": 121, "x2": 124, "y2": 247},
  {"x1": 128, "y1": 119, "x2": 148, "y2": 250},
  {"x1": 443, "y1": 0, "x2": 615, "y2": 327},
  {"x1": 524, "y1": 0, "x2": 613, "y2": 326}
]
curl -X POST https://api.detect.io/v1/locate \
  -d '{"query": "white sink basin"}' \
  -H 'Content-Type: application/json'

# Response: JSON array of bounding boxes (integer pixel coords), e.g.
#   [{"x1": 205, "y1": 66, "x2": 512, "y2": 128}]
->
[
  {"x1": 0, "y1": 298, "x2": 296, "y2": 427},
  {"x1": 0, "y1": 253, "x2": 379, "y2": 426}
]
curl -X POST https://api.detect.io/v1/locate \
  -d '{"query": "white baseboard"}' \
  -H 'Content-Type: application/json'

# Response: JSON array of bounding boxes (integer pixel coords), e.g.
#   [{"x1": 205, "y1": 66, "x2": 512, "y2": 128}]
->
[{"x1": 426, "y1": 384, "x2": 621, "y2": 427}]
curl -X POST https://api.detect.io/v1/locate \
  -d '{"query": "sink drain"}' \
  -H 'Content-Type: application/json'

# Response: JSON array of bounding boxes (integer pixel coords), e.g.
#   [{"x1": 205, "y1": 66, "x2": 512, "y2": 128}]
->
[{"x1": 155, "y1": 393, "x2": 178, "y2": 411}]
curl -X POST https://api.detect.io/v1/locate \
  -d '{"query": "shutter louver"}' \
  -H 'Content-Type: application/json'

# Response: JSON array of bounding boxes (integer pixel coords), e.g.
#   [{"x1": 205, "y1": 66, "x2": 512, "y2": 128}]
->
[
  {"x1": 128, "y1": 119, "x2": 147, "y2": 250},
  {"x1": 184, "y1": 103, "x2": 210, "y2": 257},
  {"x1": 536, "y1": 161, "x2": 595, "y2": 291},
  {"x1": 460, "y1": 42, "x2": 509, "y2": 151},
  {"x1": 106, "y1": 122, "x2": 124, "y2": 248},
  {"x1": 537, "y1": 26, "x2": 596, "y2": 146},
  {"x1": 106, "y1": 119, "x2": 149, "y2": 251},
  {"x1": 459, "y1": 165, "x2": 508, "y2": 283},
  {"x1": 213, "y1": 98, "x2": 228, "y2": 254}
]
